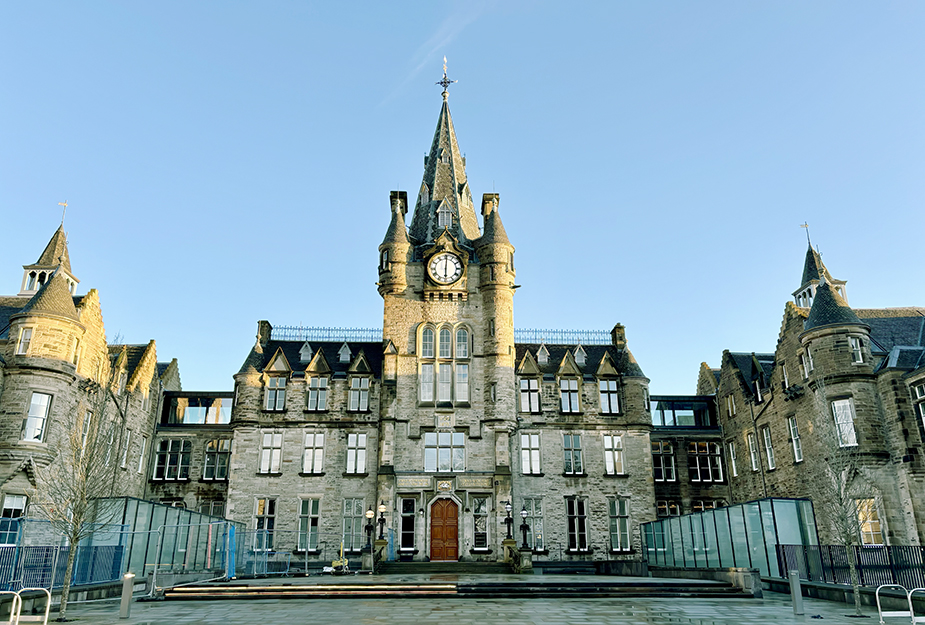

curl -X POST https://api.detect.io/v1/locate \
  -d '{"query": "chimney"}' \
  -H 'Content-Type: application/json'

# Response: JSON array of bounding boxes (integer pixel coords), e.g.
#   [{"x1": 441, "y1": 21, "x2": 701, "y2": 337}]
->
[{"x1": 611, "y1": 324, "x2": 627, "y2": 350}]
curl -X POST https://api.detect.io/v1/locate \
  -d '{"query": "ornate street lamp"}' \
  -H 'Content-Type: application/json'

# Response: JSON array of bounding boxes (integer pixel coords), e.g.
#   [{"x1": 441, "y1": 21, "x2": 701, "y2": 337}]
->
[
  {"x1": 520, "y1": 505, "x2": 530, "y2": 549},
  {"x1": 365, "y1": 506, "x2": 375, "y2": 549},
  {"x1": 377, "y1": 501, "x2": 387, "y2": 540},
  {"x1": 504, "y1": 501, "x2": 513, "y2": 540}
]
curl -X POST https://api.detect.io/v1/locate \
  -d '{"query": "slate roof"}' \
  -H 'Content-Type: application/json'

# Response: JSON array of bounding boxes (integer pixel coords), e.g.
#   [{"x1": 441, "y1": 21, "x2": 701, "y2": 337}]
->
[
  {"x1": 156, "y1": 362, "x2": 171, "y2": 378},
  {"x1": 381, "y1": 204, "x2": 410, "y2": 247},
  {"x1": 726, "y1": 351, "x2": 775, "y2": 397},
  {"x1": 16, "y1": 272, "x2": 80, "y2": 322},
  {"x1": 852, "y1": 309, "x2": 925, "y2": 373},
  {"x1": 804, "y1": 282, "x2": 863, "y2": 331},
  {"x1": 238, "y1": 340, "x2": 385, "y2": 377},
  {"x1": 477, "y1": 207, "x2": 511, "y2": 248},
  {"x1": 0, "y1": 296, "x2": 27, "y2": 339},
  {"x1": 110, "y1": 344, "x2": 149, "y2": 380},
  {"x1": 514, "y1": 343, "x2": 646, "y2": 378},
  {"x1": 26, "y1": 224, "x2": 72, "y2": 274},
  {"x1": 799, "y1": 244, "x2": 837, "y2": 287},
  {"x1": 407, "y1": 98, "x2": 481, "y2": 248}
]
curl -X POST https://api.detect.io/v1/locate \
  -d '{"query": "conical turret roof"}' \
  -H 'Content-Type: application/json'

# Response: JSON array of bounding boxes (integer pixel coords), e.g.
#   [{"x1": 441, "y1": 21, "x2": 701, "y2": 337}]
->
[
  {"x1": 381, "y1": 203, "x2": 409, "y2": 247},
  {"x1": 26, "y1": 225, "x2": 72, "y2": 274},
  {"x1": 478, "y1": 207, "x2": 511, "y2": 247},
  {"x1": 408, "y1": 99, "x2": 480, "y2": 247},
  {"x1": 800, "y1": 244, "x2": 836, "y2": 288},
  {"x1": 17, "y1": 271, "x2": 80, "y2": 321},
  {"x1": 804, "y1": 281, "x2": 864, "y2": 331}
]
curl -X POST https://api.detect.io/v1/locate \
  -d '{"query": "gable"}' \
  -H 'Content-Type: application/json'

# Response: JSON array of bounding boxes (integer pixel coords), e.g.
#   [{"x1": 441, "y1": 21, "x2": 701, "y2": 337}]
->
[
  {"x1": 265, "y1": 348, "x2": 291, "y2": 373},
  {"x1": 517, "y1": 351, "x2": 541, "y2": 376}
]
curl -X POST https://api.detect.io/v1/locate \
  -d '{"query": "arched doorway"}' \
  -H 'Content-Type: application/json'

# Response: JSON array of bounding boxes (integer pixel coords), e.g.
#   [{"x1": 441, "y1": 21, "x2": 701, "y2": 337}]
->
[{"x1": 430, "y1": 499, "x2": 459, "y2": 561}]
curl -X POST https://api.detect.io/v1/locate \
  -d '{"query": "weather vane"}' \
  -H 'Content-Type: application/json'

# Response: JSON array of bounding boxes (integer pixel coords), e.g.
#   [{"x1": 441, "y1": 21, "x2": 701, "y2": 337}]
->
[
  {"x1": 58, "y1": 200, "x2": 68, "y2": 226},
  {"x1": 436, "y1": 56, "x2": 457, "y2": 100},
  {"x1": 800, "y1": 221, "x2": 811, "y2": 245}
]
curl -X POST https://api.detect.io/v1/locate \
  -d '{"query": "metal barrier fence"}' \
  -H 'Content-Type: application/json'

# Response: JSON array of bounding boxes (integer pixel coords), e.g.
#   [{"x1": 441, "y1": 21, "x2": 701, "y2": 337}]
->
[
  {"x1": 777, "y1": 544, "x2": 925, "y2": 589},
  {"x1": 233, "y1": 530, "x2": 376, "y2": 577},
  {"x1": 0, "y1": 545, "x2": 123, "y2": 591}
]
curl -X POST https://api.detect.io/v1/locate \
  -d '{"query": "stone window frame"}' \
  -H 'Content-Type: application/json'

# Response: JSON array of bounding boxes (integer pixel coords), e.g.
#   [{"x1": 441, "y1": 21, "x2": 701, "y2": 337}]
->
[
  {"x1": 519, "y1": 377, "x2": 541, "y2": 413},
  {"x1": 562, "y1": 433, "x2": 584, "y2": 476},
  {"x1": 347, "y1": 376, "x2": 370, "y2": 412},
  {"x1": 264, "y1": 376, "x2": 287, "y2": 412},
  {"x1": 424, "y1": 430, "x2": 466, "y2": 472},
  {"x1": 305, "y1": 376, "x2": 328, "y2": 412},
  {"x1": 16, "y1": 327, "x2": 33, "y2": 355},
  {"x1": 153, "y1": 438, "x2": 192, "y2": 481},
  {"x1": 849, "y1": 336, "x2": 865, "y2": 364},
  {"x1": 763, "y1": 424, "x2": 776, "y2": 469},
  {"x1": 203, "y1": 438, "x2": 231, "y2": 480},
  {"x1": 856, "y1": 498, "x2": 885, "y2": 546},
  {"x1": 608, "y1": 498, "x2": 631, "y2": 552},
  {"x1": 0, "y1": 495, "x2": 27, "y2": 546},
  {"x1": 138, "y1": 435, "x2": 148, "y2": 474},
  {"x1": 22, "y1": 391, "x2": 53, "y2": 442},
  {"x1": 417, "y1": 323, "x2": 471, "y2": 407},
  {"x1": 598, "y1": 379, "x2": 620, "y2": 415},
  {"x1": 913, "y1": 382, "x2": 925, "y2": 431},
  {"x1": 520, "y1": 432, "x2": 542, "y2": 475},
  {"x1": 687, "y1": 441, "x2": 723, "y2": 483},
  {"x1": 603, "y1": 434, "x2": 625, "y2": 476},
  {"x1": 559, "y1": 377, "x2": 580, "y2": 414},
  {"x1": 298, "y1": 497, "x2": 321, "y2": 552},
  {"x1": 523, "y1": 497, "x2": 544, "y2": 551},
  {"x1": 565, "y1": 497, "x2": 589, "y2": 552},
  {"x1": 258, "y1": 431, "x2": 283, "y2": 475},
  {"x1": 831, "y1": 397, "x2": 859, "y2": 447},
  {"x1": 301, "y1": 431, "x2": 325, "y2": 475},
  {"x1": 726, "y1": 440, "x2": 738, "y2": 478},
  {"x1": 692, "y1": 499, "x2": 725, "y2": 513},
  {"x1": 788, "y1": 416, "x2": 803, "y2": 463},
  {"x1": 724, "y1": 394, "x2": 736, "y2": 418},
  {"x1": 199, "y1": 500, "x2": 225, "y2": 518},
  {"x1": 472, "y1": 495, "x2": 491, "y2": 550},
  {"x1": 120, "y1": 429, "x2": 132, "y2": 469},
  {"x1": 651, "y1": 441, "x2": 675, "y2": 482},
  {"x1": 747, "y1": 432, "x2": 760, "y2": 472},
  {"x1": 342, "y1": 497, "x2": 366, "y2": 552},
  {"x1": 399, "y1": 497, "x2": 417, "y2": 552},
  {"x1": 345, "y1": 432, "x2": 368, "y2": 474},
  {"x1": 656, "y1": 500, "x2": 680, "y2": 517},
  {"x1": 253, "y1": 497, "x2": 276, "y2": 550}
]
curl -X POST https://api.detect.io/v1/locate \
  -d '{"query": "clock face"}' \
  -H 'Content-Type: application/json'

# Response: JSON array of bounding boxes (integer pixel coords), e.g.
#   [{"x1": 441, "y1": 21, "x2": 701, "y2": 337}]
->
[{"x1": 428, "y1": 252, "x2": 463, "y2": 284}]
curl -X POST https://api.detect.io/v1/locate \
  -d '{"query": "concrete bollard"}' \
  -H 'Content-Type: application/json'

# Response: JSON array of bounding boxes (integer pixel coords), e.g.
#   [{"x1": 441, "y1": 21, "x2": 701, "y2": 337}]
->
[
  {"x1": 120, "y1": 572, "x2": 135, "y2": 619},
  {"x1": 789, "y1": 570, "x2": 804, "y2": 615}
]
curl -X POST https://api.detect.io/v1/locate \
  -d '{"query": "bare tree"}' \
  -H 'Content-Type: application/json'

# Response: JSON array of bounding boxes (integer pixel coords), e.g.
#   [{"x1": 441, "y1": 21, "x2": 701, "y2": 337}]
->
[
  {"x1": 804, "y1": 374, "x2": 878, "y2": 617},
  {"x1": 30, "y1": 363, "x2": 124, "y2": 621}
]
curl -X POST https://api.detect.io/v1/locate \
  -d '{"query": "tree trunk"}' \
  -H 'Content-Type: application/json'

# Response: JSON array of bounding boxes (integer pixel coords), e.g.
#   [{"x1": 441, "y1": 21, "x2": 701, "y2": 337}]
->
[
  {"x1": 847, "y1": 545, "x2": 863, "y2": 616},
  {"x1": 57, "y1": 544, "x2": 77, "y2": 621}
]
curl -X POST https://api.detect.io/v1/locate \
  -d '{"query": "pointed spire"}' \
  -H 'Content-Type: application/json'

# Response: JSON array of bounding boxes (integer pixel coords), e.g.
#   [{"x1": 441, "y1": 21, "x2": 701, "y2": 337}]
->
[
  {"x1": 803, "y1": 281, "x2": 864, "y2": 332},
  {"x1": 408, "y1": 89, "x2": 480, "y2": 247},
  {"x1": 477, "y1": 194, "x2": 511, "y2": 247},
  {"x1": 794, "y1": 240, "x2": 847, "y2": 307},
  {"x1": 20, "y1": 224, "x2": 79, "y2": 296}
]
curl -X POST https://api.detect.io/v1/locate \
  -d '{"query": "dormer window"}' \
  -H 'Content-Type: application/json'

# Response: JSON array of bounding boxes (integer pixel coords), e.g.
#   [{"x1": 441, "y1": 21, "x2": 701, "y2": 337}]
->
[
  {"x1": 440, "y1": 149, "x2": 450, "y2": 164},
  {"x1": 574, "y1": 346, "x2": 586, "y2": 366},
  {"x1": 299, "y1": 342, "x2": 313, "y2": 364},
  {"x1": 437, "y1": 204, "x2": 452, "y2": 229},
  {"x1": 420, "y1": 184, "x2": 430, "y2": 205},
  {"x1": 537, "y1": 344, "x2": 549, "y2": 365},
  {"x1": 338, "y1": 343, "x2": 351, "y2": 364}
]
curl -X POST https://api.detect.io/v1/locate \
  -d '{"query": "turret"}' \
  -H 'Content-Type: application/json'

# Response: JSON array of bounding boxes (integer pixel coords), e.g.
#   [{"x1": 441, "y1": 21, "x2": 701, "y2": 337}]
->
[
  {"x1": 377, "y1": 192, "x2": 411, "y2": 297},
  {"x1": 20, "y1": 225, "x2": 79, "y2": 296},
  {"x1": 7, "y1": 272, "x2": 85, "y2": 366},
  {"x1": 793, "y1": 242, "x2": 846, "y2": 307}
]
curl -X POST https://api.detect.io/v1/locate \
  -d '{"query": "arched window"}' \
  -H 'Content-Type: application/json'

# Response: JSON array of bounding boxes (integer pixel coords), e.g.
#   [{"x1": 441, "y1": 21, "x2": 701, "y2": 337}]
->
[
  {"x1": 439, "y1": 328, "x2": 452, "y2": 359},
  {"x1": 456, "y1": 329, "x2": 469, "y2": 359},
  {"x1": 27, "y1": 272, "x2": 36, "y2": 290},
  {"x1": 421, "y1": 328, "x2": 435, "y2": 358}
]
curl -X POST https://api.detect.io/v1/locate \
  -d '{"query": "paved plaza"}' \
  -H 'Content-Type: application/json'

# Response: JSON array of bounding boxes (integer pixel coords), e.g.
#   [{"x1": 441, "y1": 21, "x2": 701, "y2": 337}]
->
[{"x1": 62, "y1": 589, "x2": 882, "y2": 625}]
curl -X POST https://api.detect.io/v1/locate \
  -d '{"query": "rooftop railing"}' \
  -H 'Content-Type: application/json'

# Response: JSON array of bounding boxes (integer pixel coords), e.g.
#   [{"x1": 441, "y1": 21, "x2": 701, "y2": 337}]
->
[{"x1": 270, "y1": 326, "x2": 613, "y2": 345}]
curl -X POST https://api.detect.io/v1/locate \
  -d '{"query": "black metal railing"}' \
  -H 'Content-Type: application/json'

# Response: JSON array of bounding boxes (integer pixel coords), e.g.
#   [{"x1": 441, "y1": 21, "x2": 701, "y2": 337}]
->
[{"x1": 777, "y1": 544, "x2": 925, "y2": 589}]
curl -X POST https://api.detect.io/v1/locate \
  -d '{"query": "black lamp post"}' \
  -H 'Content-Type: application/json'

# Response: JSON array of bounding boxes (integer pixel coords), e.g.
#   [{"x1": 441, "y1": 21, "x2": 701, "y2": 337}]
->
[
  {"x1": 519, "y1": 505, "x2": 530, "y2": 549},
  {"x1": 377, "y1": 501, "x2": 387, "y2": 540},
  {"x1": 504, "y1": 502, "x2": 513, "y2": 540},
  {"x1": 365, "y1": 506, "x2": 375, "y2": 549}
]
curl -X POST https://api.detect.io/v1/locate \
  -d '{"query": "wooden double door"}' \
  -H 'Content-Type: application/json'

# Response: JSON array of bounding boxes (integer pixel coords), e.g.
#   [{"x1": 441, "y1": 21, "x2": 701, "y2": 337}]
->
[{"x1": 430, "y1": 499, "x2": 459, "y2": 561}]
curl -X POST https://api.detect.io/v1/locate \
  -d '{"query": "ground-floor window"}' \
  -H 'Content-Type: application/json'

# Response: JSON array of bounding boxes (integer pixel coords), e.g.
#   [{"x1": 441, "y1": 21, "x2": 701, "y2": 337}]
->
[
  {"x1": 566, "y1": 498, "x2": 588, "y2": 551},
  {"x1": 298, "y1": 498, "x2": 320, "y2": 551},
  {"x1": 473, "y1": 496, "x2": 489, "y2": 549},
  {"x1": 609, "y1": 498, "x2": 630, "y2": 551},
  {"x1": 400, "y1": 498, "x2": 416, "y2": 550},
  {"x1": 0, "y1": 495, "x2": 26, "y2": 546},
  {"x1": 856, "y1": 499, "x2": 884, "y2": 545},
  {"x1": 254, "y1": 497, "x2": 276, "y2": 550},
  {"x1": 656, "y1": 500, "x2": 680, "y2": 517},
  {"x1": 343, "y1": 498, "x2": 365, "y2": 551},
  {"x1": 523, "y1": 498, "x2": 544, "y2": 550}
]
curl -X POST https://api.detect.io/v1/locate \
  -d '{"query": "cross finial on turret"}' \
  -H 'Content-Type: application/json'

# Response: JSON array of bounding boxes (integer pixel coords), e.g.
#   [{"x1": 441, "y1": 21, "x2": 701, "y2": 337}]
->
[{"x1": 436, "y1": 56, "x2": 457, "y2": 101}]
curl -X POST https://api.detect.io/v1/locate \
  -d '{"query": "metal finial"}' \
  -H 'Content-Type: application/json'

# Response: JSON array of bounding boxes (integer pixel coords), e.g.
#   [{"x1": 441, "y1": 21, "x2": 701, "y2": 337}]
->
[
  {"x1": 58, "y1": 200, "x2": 68, "y2": 226},
  {"x1": 800, "y1": 221, "x2": 811, "y2": 245},
  {"x1": 436, "y1": 56, "x2": 457, "y2": 100}
]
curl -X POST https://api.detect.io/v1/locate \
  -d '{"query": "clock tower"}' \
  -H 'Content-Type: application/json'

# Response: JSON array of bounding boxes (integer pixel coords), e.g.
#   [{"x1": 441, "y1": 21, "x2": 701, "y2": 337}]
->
[{"x1": 375, "y1": 72, "x2": 517, "y2": 561}]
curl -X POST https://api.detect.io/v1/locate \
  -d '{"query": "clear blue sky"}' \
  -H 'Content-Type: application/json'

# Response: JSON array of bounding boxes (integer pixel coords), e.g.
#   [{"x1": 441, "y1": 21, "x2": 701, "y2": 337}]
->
[{"x1": 3, "y1": 2, "x2": 923, "y2": 394}]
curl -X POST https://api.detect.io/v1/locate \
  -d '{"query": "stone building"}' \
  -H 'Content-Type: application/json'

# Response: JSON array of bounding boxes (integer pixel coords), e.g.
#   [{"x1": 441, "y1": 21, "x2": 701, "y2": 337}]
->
[
  {"x1": 699, "y1": 243, "x2": 925, "y2": 546},
  {"x1": 218, "y1": 86, "x2": 659, "y2": 563},
  {"x1": 0, "y1": 225, "x2": 180, "y2": 543}
]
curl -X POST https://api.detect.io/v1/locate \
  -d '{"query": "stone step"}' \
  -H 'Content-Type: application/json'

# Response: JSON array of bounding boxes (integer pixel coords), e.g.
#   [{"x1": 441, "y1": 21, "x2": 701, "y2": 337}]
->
[{"x1": 378, "y1": 561, "x2": 511, "y2": 575}]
